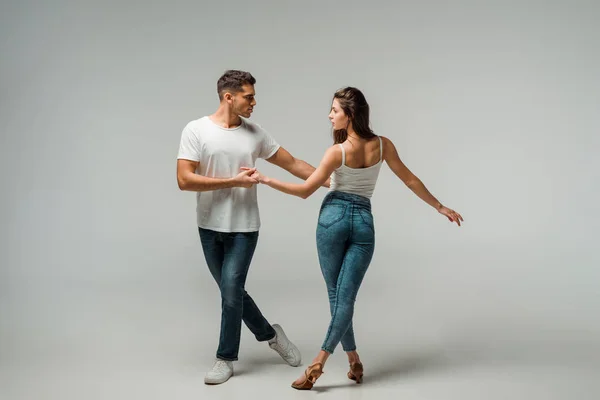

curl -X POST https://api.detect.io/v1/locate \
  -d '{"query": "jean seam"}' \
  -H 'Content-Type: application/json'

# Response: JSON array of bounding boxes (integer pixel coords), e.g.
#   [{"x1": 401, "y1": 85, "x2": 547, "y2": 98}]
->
[
  {"x1": 350, "y1": 203, "x2": 354, "y2": 237},
  {"x1": 256, "y1": 331, "x2": 276, "y2": 342},
  {"x1": 323, "y1": 256, "x2": 349, "y2": 353},
  {"x1": 357, "y1": 209, "x2": 374, "y2": 234},
  {"x1": 216, "y1": 355, "x2": 238, "y2": 361}
]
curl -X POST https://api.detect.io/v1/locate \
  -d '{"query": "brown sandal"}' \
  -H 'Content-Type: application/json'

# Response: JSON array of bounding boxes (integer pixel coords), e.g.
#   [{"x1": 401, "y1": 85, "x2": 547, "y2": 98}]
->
[
  {"x1": 348, "y1": 362, "x2": 364, "y2": 384},
  {"x1": 291, "y1": 362, "x2": 324, "y2": 390}
]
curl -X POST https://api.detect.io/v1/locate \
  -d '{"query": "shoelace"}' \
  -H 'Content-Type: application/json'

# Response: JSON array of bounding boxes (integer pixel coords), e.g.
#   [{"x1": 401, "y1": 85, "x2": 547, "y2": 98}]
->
[
  {"x1": 271, "y1": 340, "x2": 293, "y2": 357},
  {"x1": 212, "y1": 360, "x2": 230, "y2": 373}
]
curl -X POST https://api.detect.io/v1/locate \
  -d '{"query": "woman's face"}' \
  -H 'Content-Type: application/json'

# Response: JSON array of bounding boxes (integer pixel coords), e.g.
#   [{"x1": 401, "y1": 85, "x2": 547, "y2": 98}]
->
[{"x1": 328, "y1": 98, "x2": 349, "y2": 131}]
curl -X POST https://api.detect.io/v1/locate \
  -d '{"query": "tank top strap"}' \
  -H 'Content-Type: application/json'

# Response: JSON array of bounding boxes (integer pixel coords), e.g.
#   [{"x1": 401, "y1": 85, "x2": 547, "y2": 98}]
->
[
  {"x1": 378, "y1": 136, "x2": 383, "y2": 162},
  {"x1": 338, "y1": 143, "x2": 346, "y2": 166}
]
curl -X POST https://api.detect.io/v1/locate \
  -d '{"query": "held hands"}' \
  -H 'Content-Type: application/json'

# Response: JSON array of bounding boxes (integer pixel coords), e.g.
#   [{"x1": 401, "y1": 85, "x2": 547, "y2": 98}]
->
[
  {"x1": 239, "y1": 167, "x2": 270, "y2": 185},
  {"x1": 232, "y1": 168, "x2": 259, "y2": 188},
  {"x1": 437, "y1": 205, "x2": 464, "y2": 227}
]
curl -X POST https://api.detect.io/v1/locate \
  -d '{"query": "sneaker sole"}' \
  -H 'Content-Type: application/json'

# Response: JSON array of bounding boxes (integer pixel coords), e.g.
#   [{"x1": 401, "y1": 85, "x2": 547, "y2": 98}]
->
[{"x1": 204, "y1": 372, "x2": 234, "y2": 385}]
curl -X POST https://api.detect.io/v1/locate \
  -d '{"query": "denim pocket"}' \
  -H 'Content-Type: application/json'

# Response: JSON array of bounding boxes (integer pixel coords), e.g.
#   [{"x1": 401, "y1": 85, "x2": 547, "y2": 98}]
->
[
  {"x1": 357, "y1": 209, "x2": 375, "y2": 233},
  {"x1": 318, "y1": 204, "x2": 347, "y2": 228}
]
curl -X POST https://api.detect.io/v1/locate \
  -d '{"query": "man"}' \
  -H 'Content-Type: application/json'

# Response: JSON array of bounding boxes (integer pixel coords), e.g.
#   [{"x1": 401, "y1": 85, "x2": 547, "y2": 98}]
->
[{"x1": 177, "y1": 70, "x2": 326, "y2": 385}]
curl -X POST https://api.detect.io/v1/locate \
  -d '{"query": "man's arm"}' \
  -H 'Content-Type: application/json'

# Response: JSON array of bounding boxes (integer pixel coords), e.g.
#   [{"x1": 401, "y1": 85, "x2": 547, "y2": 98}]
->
[
  {"x1": 259, "y1": 146, "x2": 340, "y2": 198},
  {"x1": 177, "y1": 159, "x2": 257, "y2": 191},
  {"x1": 265, "y1": 147, "x2": 330, "y2": 188}
]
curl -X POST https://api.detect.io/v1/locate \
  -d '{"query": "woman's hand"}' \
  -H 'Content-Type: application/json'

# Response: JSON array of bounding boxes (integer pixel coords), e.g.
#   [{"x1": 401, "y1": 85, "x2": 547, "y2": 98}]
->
[
  {"x1": 240, "y1": 167, "x2": 270, "y2": 184},
  {"x1": 437, "y1": 205, "x2": 464, "y2": 227}
]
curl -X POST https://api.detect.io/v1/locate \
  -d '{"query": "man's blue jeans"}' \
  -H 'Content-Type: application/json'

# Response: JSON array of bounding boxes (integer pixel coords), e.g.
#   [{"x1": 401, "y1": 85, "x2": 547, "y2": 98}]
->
[{"x1": 199, "y1": 228, "x2": 276, "y2": 361}]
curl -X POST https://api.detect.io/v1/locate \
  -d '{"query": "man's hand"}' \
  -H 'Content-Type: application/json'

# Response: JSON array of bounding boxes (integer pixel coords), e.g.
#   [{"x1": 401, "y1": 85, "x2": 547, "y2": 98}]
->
[
  {"x1": 240, "y1": 167, "x2": 270, "y2": 184},
  {"x1": 231, "y1": 168, "x2": 259, "y2": 188}
]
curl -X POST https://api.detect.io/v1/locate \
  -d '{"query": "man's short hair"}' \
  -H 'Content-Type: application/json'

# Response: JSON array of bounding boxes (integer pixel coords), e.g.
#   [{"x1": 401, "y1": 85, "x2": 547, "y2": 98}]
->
[{"x1": 217, "y1": 70, "x2": 256, "y2": 100}]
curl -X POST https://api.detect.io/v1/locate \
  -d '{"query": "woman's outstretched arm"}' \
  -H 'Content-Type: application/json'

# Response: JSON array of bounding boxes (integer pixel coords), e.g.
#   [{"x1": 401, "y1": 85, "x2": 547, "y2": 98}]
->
[
  {"x1": 250, "y1": 146, "x2": 341, "y2": 199},
  {"x1": 382, "y1": 136, "x2": 464, "y2": 226}
]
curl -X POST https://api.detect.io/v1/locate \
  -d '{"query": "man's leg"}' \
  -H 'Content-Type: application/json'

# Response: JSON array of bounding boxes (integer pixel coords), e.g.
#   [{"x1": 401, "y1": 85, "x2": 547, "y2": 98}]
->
[
  {"x1": 223, "y1": 231, "x2": 301, "y2": 367},
  {"x1": 200, "y1": 229, "x2": 273, "y2": 357},
  {"x1": 222, "y1": 231, "x2": 275, "y2": 344},
  {"x1": 198, "y1": 228, "x2": 235, "y2": 384},
  {"x1": 199, "y1": 228, "x2": 271, "y2": 360},
  {"x1": 198, "y1": 228, "x2": 236, "y2": 359}
]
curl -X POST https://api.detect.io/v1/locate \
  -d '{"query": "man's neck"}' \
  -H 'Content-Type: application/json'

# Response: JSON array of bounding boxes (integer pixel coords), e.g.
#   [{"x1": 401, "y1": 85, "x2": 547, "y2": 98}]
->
[{"x1": 210, "y1": 106, "x2": 242, "y2": 129}]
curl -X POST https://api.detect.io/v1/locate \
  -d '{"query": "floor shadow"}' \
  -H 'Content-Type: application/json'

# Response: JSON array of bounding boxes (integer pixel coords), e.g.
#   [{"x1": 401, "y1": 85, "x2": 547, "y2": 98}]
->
[
  {"x1": 311, "y1": 382, "x2": 357, "y2": 392},
  {"x1": 300, "y1": 349, "x2": 454, "y2": 392},
  {"x1": 234, "y1": 354, "x2": 298, "y2": 376},
  {"x1": 358, "y1": 348, "x2": 458, "y2": 385}
]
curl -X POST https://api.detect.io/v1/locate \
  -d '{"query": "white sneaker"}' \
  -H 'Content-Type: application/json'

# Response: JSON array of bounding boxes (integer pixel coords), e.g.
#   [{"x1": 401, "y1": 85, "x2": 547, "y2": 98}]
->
[
  {"x1": 268, "y1": 324, "x2": 302, "y2": 367},
  {"x1": 204, "y1": 359, "x2": 234, "y2": 385}
]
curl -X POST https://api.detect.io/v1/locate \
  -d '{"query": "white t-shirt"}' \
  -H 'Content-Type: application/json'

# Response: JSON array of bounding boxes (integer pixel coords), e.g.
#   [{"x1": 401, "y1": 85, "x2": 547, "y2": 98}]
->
[{"x1": 177, "y1": 116, "x2": 280, "y2": 232}]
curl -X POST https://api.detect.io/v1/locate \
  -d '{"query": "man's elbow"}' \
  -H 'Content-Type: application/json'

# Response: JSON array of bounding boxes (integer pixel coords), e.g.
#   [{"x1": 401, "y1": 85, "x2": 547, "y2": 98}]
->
[{"x1": 177, "y1": 175, "x2": 189, "y2": 191}]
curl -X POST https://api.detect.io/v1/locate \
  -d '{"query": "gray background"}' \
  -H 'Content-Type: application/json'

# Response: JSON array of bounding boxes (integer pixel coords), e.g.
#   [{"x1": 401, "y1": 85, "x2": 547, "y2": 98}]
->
[{"x1": 1, "y1": 0, "x2": 599, "y2": 399}]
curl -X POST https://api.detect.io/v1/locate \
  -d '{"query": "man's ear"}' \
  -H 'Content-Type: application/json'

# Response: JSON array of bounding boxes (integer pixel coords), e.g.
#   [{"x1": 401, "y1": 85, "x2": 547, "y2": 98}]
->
[{"x1": 224, "y1": 92, "x2": 233, "y2": 103}]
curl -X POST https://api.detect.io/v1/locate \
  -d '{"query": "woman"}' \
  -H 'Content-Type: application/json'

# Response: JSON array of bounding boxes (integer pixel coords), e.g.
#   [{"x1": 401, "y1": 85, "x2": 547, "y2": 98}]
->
[{"x1": 249, "y1": 87, "x2": 463, "y2": 389}]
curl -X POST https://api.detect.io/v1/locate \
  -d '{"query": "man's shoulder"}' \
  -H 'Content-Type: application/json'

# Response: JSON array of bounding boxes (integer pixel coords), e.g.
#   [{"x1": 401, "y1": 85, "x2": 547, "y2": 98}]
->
[
  {"x1": 241, "y1": 118, "x2": 271, "y2": 136},
  {"x1": 181, "y1": 117, "x2": 214, "y2": 140},
  {"x1": 185, "y1": 116, "x2": 210, "y2": 130}
]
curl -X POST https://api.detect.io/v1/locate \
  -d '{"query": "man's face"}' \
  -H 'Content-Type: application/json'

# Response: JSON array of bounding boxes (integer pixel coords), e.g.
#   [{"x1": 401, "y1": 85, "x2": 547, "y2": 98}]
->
[{"x1": 230, "y1": 84, "x2": 256, "y2": 118}]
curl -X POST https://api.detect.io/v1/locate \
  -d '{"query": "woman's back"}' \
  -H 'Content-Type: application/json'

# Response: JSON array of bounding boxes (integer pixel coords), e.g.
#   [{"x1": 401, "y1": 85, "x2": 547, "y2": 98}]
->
[
  {"x1": 329, "y1": 136, "x2": 383, "y2": 198},
  {"x1": 340, "y1": 136, "x2": 382, "y2": 168}
]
